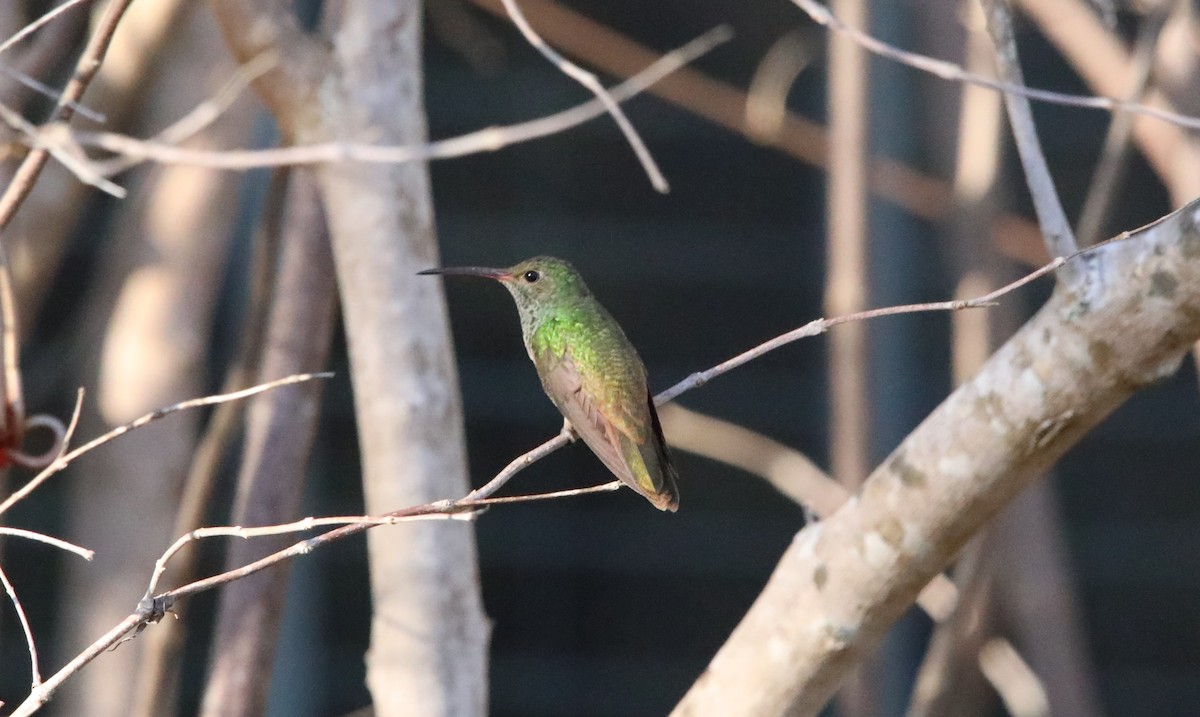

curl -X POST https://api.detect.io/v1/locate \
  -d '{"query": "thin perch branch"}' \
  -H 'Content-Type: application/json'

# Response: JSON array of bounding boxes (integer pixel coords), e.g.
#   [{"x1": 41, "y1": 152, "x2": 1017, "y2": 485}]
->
[{"x1": 10, "y1": 481, "x2": 621, "y2": 716}]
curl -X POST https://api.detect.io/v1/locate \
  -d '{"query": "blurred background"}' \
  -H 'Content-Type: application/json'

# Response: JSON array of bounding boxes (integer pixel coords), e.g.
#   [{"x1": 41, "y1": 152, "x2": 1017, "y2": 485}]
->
[{"x1": 0, "y1": 0, "x2": 1197, "y2": 715}]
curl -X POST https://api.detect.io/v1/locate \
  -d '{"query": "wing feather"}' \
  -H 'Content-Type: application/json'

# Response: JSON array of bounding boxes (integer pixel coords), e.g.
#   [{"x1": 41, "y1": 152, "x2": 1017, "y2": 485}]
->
[{"x1": 537, "y1": 346, "x2": 679, "y2": 511}]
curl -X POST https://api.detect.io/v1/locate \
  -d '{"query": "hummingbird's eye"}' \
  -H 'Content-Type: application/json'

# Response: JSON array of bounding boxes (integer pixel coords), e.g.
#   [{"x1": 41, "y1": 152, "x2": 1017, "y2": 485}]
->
[{"x1": 523, "y1": 270, "x2": 541, "y2": 283}]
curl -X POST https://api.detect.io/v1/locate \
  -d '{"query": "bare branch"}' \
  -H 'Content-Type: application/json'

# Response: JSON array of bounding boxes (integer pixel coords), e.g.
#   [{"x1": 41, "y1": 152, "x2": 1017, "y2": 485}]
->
[
  {"x1": 0, "y1": 562, "x2": 40, "y2": 688},
  {"x1": 0, "y1": 527, "x2": 94, "y2": 560},
  {"x1": 0, "y1": 374, "x2": 331, "y2": 517},
  {"x1": 980, "y1": 0, "x2": 1078, "y2": 263},
  {"x1": 93, "y1": 51, "x2": 279, "y2": 177},
  {"x1": 10, "y1": 613, "x2": 145, "y2": 717},
  {"x1": 0, "y1": 0, "x2": 137, "y2": 232},
  {"x1": 498, "y1": 0, "x2": 668, "y2": 191},
  {"x1": 1075, "y1": 6, "x2": 1170, "y2": 247},
  {"x1": 0, "y1": 102, "x2": 126, "y2": 197},
  {"x1": 0, "y1": 0, "x2": 91, "y2": 55},
  {"x1": 53, "y1": 26, "x2": 731, "y2": 176},
  {"x1": 208, "y1": 0, "x2": 327, "y2": 129},
  {"x1": 791, "y1": 0, "x2": 1200, "y2": 133},
  {"x1": 10, "y1": 480, "x2": 620, "y2": 716}
]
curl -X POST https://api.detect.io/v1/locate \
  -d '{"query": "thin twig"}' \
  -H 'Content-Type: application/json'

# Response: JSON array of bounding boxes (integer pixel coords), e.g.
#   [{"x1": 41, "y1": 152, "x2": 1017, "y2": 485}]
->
[
  {"x1": 0, "y1": 0, "x2": 92, "y2": 55},
  {"x1": 497, "y1": 0, "x2": 668, "y2": 192},
  {"x1": 10, "y1": 613, "x2": 145, "y2": 717},
  {"x1": 980, "y1": 0, "x2": 1078, "y2": 265},
  {"x1": 791, "y1": 0, "x2": 1200, "y2": 132},
  {"x1": 0, "y1": 102, "x2": 126, "y2": 197},
  {"x1": 0, "y1": 0, "x2": 136, "y2": 231},
  {"x1": 93, "y1": 51, "x2": 280, "y2": 177},
  {"x1": 0, "y1": 68, "x2": 104, "y2": 122},
  {"x1": 0, "y1": 562, "x2": 40, "y2": 688},
  {"x1": 1075, "y1": 6, "x2": 1169, "y2": 247},
  {"x1": 144, "y1": 480, "x2": 621, "y2": 598},
  {"x1": 0, "y1": 527, "x2": 93, "y2": 560},
  {"x1": 0, "y1": 374, "x2": 331, "y2": 517},
  {"x1": 57, "y1": 26, "x2": 731, "y2": 177},
  {"x1": 158, "y1": 481, "x2": 622, "y2": 602},
  {"x1": 657, "y1": 255, "x2": 1066, "y2": 404},
  {"x1": 0, "y1": 0, "x2": 105, "y2": 121}
]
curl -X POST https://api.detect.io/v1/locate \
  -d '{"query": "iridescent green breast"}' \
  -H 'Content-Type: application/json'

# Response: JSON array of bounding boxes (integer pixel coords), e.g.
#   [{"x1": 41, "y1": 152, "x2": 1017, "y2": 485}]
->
[{"x1": 528, "y1": 299, "x2": 648, "y2": 436}]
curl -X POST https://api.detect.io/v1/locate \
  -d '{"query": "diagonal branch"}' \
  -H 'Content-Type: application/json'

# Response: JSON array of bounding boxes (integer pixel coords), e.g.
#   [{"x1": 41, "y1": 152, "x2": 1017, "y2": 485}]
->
[
  {"x1": 980, "y1": 0, "x2": 1078, "y2": 265},
  {"x1": 497, "y1": 0, "x2": 668, "y2": 191},
  {"x1": 206, "y1": 0, "x2": 328, "y2": 133},
  {"x1": 0, "y1": 0, "x2": 135, "y2": 231},
  {"x1": 670, "y1": 198, "x2": 1200, "y2": 716}
]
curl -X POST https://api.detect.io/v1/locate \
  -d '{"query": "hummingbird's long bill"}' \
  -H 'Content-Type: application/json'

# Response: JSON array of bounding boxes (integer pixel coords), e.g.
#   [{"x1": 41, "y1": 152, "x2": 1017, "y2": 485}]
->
[{"x1": 417, "y1": 266, "x2": 512, "y2": 280}]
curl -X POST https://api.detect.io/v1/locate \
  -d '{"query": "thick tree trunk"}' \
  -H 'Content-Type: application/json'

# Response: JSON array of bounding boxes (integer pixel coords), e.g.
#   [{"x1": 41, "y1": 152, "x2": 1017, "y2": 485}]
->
[{"x1": 208, "y1": 1, "x2": 490, "y2": 713}]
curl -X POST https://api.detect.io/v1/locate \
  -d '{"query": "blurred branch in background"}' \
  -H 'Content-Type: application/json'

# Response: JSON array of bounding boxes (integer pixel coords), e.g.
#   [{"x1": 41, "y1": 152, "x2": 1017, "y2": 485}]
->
[
  {"x1": 1013, "y1": 0, "x2": 1200, "y2": 206},
  {"x1": 1075, "y1": 3, "x2": 1170, "y2": 247},
  {"x1": 198, "y1": 170, "x2": 336, "y2": 717},
  {"x1": 980, "y1": 0, "x2": 1077, "y2": 263},
  {"x1": 823, "y1": 0, "x2": 875, "y2": 712},
  {"x1": 0, "y1": 0, "x2": 135, "y2": 231},
  {"x1": 909, "y1": 4, "x2": 1010, "y2": 715}
]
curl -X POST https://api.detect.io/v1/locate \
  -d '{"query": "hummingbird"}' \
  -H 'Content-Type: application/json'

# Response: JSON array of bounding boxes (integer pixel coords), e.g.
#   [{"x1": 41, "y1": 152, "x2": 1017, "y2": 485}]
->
[{"x1": 420, "y1": 256, "x2": 680, "y2": 511}]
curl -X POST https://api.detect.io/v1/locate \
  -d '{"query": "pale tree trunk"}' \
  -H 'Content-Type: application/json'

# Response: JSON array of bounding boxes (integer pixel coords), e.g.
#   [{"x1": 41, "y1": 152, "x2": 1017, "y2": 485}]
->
[{"x1": 209, "y1": 2, "x2": 490, "y2": 714}]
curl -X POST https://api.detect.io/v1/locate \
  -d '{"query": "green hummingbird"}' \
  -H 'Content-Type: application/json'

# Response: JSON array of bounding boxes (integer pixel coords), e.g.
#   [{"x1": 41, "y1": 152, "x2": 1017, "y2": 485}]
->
[{"x1": 420, "y1": 256, "x2": 680, "y2": 512}]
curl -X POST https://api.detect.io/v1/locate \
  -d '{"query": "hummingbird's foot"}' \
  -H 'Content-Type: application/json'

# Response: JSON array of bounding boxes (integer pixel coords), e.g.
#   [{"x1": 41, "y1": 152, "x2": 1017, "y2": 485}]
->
[{"x1": 559, "y1": 419, "x2": 578, "y2": 443}]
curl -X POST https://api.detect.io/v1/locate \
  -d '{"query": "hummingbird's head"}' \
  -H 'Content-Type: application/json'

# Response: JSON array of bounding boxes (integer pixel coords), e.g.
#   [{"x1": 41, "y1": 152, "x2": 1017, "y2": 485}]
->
[
  {"x1": 500, "y1": 256, "x2": 591, "y2": 307},
  {"x1": 418, "y1": 255, "x2": 592, "y2": 327}
]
